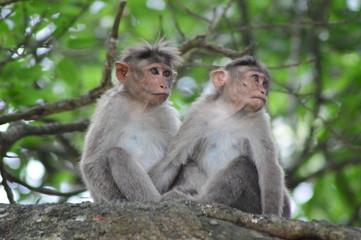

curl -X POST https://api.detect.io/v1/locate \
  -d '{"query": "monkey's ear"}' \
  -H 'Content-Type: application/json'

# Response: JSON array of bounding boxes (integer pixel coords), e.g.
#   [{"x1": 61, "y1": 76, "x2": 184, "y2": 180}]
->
[
  {"x1": 115, "y1": 62, "x2": 130, "y2": 83},
  {"x1": 210, "y1": 69, "x2": 228, "y2": 88}
]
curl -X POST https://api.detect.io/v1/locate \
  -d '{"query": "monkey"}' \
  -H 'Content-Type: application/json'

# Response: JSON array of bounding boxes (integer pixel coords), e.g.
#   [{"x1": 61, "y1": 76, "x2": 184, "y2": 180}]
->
[
  {"x1": 149, "y1": 56, "x2": 291, "y2": 217},
  {"x1": 80, "y1": 40, "x2": 182, "y2": 203}
]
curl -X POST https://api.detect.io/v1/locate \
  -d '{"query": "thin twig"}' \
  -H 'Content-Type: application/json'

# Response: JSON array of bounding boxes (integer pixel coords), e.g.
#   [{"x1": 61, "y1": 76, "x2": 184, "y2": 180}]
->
[
  {"x1": 0, "y1": 11, "x2": 46, "y2": 67},
  {"x1": 178, "y1": 0, "x2": 238, "y2": 59},
  {"x1": 200, "y1": 42, "x2": 251, "y2": 59},
  {"x1": 228, "y1": 13, "x2": 361, "y2": 32},
  {"x1": 167, "y1": 0, "x2": 186, "y2": 41},
  {"x1": 273, "y1": 79, "x2": 361, "y2": 154},
  {"x1": 183, "y1": 62, "x2": 220, "y2": 69},
  {"x1": 50, "y1": 2, "x2": 91, "y2": 40},
  {"x1": 0, "y1": 147, "x2": 15, "y2": 203},
  {"x1": 0, "y1": 0, "x2": 27, "y2": 7},
  {"x1": 178, "y1": 2, "x2": 211, "y2": 23},
  {"x1": 111, "y1": 1, "x2": 127, "y2": 40},
  {"x1": 268, "y1": 58, "x2": 316, "y2": 70},
  {"x1": 205, "y1": 0, "x2": 234, "y2": 37},
  {"x1": 0, "y1": 2, "x2": 92, "y2": 72},
  {"x1": 6, "y1": 170, "x2": 86, "y2": 197}
]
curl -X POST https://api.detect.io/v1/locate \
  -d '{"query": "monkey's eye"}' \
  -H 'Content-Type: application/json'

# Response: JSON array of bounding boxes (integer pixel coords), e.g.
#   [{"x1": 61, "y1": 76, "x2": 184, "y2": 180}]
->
[
  {"x1": 163, "y1": 70, "x2": 171, "y2": 77},
  {"x1": 252, "y1": 74, "x2": 259, "y2": 82},
  {"x1": 150, "y1": 67, "x2": 159, "y2": 75},
  {"x1": 263, "y1": 82, "x2": 269, "y2": 89}
]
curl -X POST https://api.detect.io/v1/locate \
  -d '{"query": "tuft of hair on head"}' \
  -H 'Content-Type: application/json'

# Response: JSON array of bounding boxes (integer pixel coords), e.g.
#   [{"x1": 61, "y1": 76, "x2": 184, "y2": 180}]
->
[
  {"x1": 120, "y1": 39, "x2": 183, "y2": 69},
  {"x1": 224, "y1": 55, "x2": 270, "y2": 78}
]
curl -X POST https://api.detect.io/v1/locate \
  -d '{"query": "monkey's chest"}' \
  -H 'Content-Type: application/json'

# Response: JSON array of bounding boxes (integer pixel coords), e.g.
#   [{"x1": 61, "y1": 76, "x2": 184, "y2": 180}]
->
[
  {"x1": 119, "y1": 123, "x2": 168, "y2": 172},
  {"x1": 198, "y1": 131, "x2": 247, "y2": 176}
]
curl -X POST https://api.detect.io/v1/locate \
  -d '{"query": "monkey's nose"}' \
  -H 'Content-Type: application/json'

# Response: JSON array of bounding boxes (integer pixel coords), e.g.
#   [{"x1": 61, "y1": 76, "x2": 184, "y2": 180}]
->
[{"x1": 159, "y1": 84, "x2": 168, "y2": 90}]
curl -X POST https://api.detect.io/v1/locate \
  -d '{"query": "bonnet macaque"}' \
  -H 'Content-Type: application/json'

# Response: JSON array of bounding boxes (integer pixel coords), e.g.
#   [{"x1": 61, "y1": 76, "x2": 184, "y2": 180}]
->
[
  {"x1": 80, "y1": 40, "x2": 182, "y2": 203},
  {"x1": 150, "y1": 56, "x2": 291, "y2": 217}
]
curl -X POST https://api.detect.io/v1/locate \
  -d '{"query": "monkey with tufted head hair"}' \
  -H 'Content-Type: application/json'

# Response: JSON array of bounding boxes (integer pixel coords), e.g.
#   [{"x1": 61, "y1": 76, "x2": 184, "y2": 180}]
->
[
  {"x1": 80, "y1": 40, "x2": 182, "y2": 203},
  {"x1": 149, "y1": 56, "x2": 291, "y2": 217}
]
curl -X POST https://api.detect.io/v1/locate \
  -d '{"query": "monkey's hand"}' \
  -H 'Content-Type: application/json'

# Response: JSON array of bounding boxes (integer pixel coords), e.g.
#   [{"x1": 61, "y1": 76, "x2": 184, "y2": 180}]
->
[
  {"x1": 161, "y1": 189, "x2": 196, "y2": 201},
  {"x1": 149, "y1": 162, "x2": 181, "y2": 193},
  {"x1": 174, "y1": 186, "x2": 198, "y2": 196}
]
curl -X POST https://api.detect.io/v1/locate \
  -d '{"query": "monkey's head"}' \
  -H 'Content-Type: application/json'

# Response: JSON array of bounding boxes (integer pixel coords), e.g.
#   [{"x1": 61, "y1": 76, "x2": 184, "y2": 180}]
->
[
  {"x1": 210, "y1": 56, "x2": 271, "y2": 113},
  {"x1": 115, "y1": 40, "x2": 182, "y2": 106}
]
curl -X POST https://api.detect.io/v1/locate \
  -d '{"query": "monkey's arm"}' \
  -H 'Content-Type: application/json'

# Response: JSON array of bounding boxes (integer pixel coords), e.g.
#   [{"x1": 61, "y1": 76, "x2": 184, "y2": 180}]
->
[
  {"x1": 149, "y1": 161, "x2": 181, "y2": 193},
  {"x1": 108, "y1": 148, "x2": 161, "y2": 201},
  {"x1": 149, "y1": 118, "x2": 203, "y2": 193},
  {"x1": 282, "y1": 189, "x2": 291, "y2": 218},
  {"x1": 254, "y1": 139, "x2": 284, "y2": 216}
]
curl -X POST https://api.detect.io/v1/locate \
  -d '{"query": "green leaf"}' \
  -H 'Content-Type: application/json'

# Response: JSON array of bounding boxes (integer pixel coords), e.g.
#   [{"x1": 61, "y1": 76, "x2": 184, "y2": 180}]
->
[
  {"x1": 67, "y1": 38, "x2": 98, "y2": 49},
  {"x1": 57, "y1": 58, "x2": 80, "y2": 84}
]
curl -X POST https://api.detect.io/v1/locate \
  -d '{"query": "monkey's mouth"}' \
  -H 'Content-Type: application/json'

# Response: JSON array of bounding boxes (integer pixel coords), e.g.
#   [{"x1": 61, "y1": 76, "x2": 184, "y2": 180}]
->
[
  {"x1": 251, "y1": 96, "x2": 267, "y2": 104},
  {"x1": 151, "y1": 93, "x2": 169, "y2": 96}
]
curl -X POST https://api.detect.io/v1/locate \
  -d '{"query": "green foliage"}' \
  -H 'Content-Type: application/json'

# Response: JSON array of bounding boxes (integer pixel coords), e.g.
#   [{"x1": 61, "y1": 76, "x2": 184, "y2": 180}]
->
[{"x1": 0, "y1": 0, "x2": 360, "y2": 226}]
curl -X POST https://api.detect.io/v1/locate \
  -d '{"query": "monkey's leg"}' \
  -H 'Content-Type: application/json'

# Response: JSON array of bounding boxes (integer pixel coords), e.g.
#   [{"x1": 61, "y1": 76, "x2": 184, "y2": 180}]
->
[
  {"x1": 81, "y1": 160, "x2": 124, "y2": 203},
  {"x1": 108, "y1": 147, "x2": 161, "y2": 202},
  {"x1": 197, "y1": 156, "x2": 262, "y2": 214}
]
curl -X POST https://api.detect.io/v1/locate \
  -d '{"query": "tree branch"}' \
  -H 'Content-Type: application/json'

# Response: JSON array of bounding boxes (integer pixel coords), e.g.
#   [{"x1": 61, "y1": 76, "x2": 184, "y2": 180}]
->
[
  {"x1": 179, "y1": 35, "x2": 251, "y2": 59},
  {"x1": 179, "y1": 0, "x2": 238, "y2": 57},
  {"x1": 200, "y1": 42, "x2": 251, "y2": 59},
  {"x1": 1, "y1": 120, "x2": 89, "y2": 144},
  {"x1": 179, "y1": 35, "x2": 206, "y2": 54},
  {"x1": 0, "y1": 1, "x2": 127, "y2": 125},
  {"x1": 288, "y1": 157, "x2": 361, "y2": 189},
  {"x1": 237, "y1": 0, "x2": 254, "y2": 54},
  {"x1": 100, "y1": 0, "x2": 127, "y2": 88},
  {"x1": 0, "y1": 91, "x2": 101, "y2": 125},
  {"x1": 0, "y1": 119, "x2": 88, "y2": 203},
  {"x1": 203, "y1": 204, "x2": 361, "y2": 240}
]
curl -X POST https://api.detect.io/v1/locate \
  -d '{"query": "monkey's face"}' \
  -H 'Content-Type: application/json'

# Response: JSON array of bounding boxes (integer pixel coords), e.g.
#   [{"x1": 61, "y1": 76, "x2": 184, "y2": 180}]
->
[
  {"x1": 138, "y1": 63, "x2": 175, "y2": 105},
  {"x1": 226, "y1": 70, "x2": 270, "y2": 112}
]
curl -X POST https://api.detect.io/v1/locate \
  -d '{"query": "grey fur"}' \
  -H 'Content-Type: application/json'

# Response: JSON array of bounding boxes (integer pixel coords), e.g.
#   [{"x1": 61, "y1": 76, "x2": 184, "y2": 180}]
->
[
  {"x1": 80, "y1": 41, "x2": 181, "y2": 203},
  {"x1": 149, "y1": 57, "x2": 291, "y2": 217}
]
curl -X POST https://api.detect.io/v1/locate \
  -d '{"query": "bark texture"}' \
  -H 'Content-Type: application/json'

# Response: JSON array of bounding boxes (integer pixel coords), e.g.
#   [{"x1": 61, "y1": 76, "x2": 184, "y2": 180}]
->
[{"x1": 0, "y1": 201, "x2": 360, "y2": 240}]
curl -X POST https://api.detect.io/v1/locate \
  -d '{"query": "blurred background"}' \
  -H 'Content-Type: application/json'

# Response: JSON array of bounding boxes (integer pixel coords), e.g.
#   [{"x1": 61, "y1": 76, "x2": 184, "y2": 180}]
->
[{"x1": 0, "y1": 0, "x2": 360, "y2": 226}]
